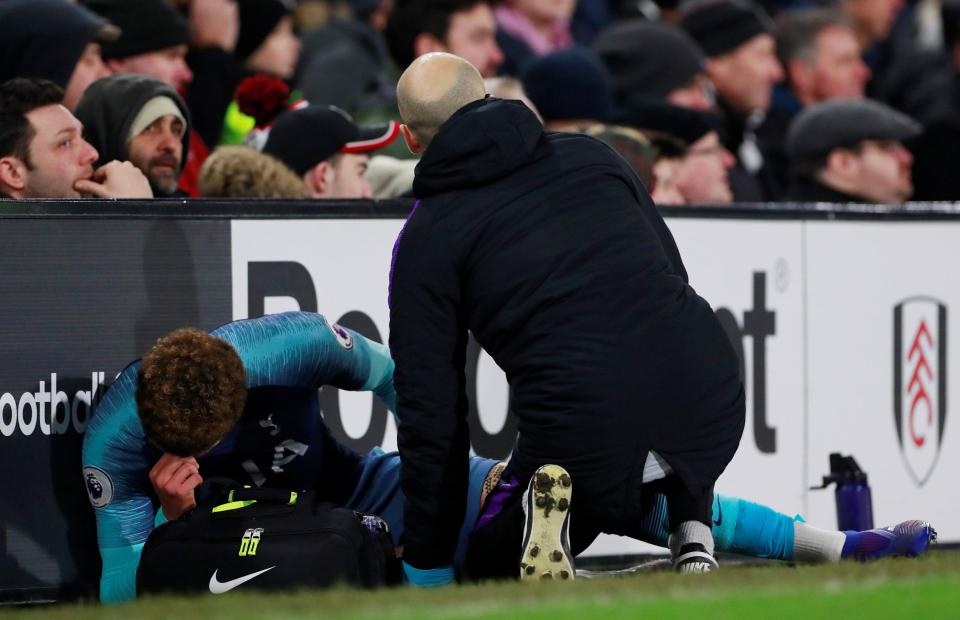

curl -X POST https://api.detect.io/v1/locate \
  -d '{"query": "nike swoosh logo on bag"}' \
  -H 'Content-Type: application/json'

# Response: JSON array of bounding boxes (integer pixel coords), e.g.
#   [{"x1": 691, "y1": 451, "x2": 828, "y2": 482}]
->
[{"x1": 208, "y1": 566, "x2": 276, "y2": 594}]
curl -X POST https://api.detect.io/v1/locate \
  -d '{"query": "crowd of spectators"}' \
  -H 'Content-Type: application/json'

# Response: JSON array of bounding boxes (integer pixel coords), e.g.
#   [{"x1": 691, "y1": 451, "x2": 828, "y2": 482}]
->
[{"x1": 1, "y1": 0, "x2": 957, "y2": 204}]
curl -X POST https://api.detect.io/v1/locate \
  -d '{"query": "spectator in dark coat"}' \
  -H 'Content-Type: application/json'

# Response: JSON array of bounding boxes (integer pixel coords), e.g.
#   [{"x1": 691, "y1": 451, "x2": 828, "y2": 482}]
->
[
  {"x1": 758, "y1": 9, "x2": 871, "y2": 198},
  {"x1": 681, "y1": 0, "x2": 784, "y2": 201},
  {"x1": 0, "y1": 0, "x2": 117, "y2": 111},
  {"x1": 83, "y1": 0, "x2": 209, "y2": 196},
  {"x1": 390, "y1": 53, "x2": 744, "y2": 585},
  {"x1": 786, "y1": 98, "x2": 920, "y2": 203},
  {"x1": 593, "y1": 20, "x2": 714, "y2": 112}
]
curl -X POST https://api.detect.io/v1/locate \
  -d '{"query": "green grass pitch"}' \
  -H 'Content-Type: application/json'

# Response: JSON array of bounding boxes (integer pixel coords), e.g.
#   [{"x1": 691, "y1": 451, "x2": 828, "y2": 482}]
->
[{"x1": 6, "y1": 551, "x2": 960, "y2": 619}]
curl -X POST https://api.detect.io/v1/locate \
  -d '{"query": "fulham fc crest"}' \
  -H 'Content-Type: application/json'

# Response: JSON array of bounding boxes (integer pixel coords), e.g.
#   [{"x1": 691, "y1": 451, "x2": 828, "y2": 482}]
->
[{"x1": 893, "y1": 297, "x2": 948, "y2": 486}]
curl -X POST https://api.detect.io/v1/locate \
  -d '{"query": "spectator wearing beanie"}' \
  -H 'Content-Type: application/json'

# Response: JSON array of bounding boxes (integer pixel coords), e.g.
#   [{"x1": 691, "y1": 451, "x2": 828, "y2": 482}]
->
[
  {"x1": 219, "y1": 0, "x2": 302, "y2": 146},
  {"x1": 594, "y1": 20, "x2": 714, "y2": 112},
  {"x1": 520, "y1": 49, "x2": 661, "y2": 193},
  {"x1": 76, "y1": 74, "x2": 192, "y2": 197},
  {"x1": 622, "y1": 101, "x2": 736, "y2": 205},
  {"x1": 521, "y1": 48, "x2": 615, "y2": 130},
  {"x1": 0, "y1": 0, "x2": 118, "y2": 110},
  {"x1": 83, "y1": 0, "x2": 211, "y2": 197},
  {"x1": 85, "y1": 0, "x2": 193, "y2": 92},
  {"x1": 235, "y1": 0, "x2": 301, "y2": 79},
  {"x1": 681, "y1": 0, "x2": 784, "y2": 201}
]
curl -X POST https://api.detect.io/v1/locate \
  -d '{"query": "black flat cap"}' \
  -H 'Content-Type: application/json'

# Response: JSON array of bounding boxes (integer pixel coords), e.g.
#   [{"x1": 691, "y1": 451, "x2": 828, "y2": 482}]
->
[
  {"x1": 594, "y1": 20, "x2": 706, "y2": 102},
  {"x1": 787, "y1": 99, "x2": 922, "y2": 164},
  {"x1": 681, "y1": 0, "x2": 773, "y2": 58}
]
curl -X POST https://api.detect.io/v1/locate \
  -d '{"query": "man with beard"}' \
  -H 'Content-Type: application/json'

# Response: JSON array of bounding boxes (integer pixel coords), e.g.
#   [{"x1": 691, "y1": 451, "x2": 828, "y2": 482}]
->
[
  {"x1": 0, "y1": 78, "x2": 151, "y2": 200},
  {"x1": 75, "y1": 74, "x2": 191, "y2": 197}
]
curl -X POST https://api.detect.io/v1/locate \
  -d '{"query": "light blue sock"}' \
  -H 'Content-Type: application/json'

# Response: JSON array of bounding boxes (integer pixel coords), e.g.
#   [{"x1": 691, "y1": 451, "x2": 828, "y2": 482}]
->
[
  {"x1": 636, "y1": 493, "x2": 798, "y2": 562},
  {"x1": 711, "y1": 494, "x2": 797, "y2": 560}
]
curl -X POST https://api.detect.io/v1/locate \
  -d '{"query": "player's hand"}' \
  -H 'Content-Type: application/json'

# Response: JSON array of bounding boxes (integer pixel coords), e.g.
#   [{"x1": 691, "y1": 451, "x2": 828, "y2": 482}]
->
[
  {"x1": 189, "y1": 0, "x2": 240, "y2": 52},
  {"x1": 149, "y1": 453, "x2": 203, "y2": 521},
  {"x1": 74, "y1": 161, "x2": 153, "y2": 199}
]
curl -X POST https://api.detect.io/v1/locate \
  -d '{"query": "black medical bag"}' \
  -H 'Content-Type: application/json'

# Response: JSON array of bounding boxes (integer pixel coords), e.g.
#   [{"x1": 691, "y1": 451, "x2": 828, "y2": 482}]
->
[{"x1": 137, "y1": 486, "x2": 400, "y2": 595}]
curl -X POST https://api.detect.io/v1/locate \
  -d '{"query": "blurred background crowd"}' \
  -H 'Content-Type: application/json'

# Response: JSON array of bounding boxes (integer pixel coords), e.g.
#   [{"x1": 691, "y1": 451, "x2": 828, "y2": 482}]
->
[{"x1": 1, "y1": 0, "x2": 957, "y2": 205}]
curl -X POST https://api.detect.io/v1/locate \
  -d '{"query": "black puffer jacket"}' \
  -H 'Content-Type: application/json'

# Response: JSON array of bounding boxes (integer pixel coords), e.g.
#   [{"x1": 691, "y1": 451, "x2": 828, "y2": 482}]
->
[{"x1": 390, "y1": 98, "x2": 744, "y2": 569}]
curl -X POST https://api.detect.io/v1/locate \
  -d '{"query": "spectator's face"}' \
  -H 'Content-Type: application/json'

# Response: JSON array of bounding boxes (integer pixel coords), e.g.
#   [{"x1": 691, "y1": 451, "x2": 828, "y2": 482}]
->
[
  {"x1": 845, "y1": 139, "x2": 913, "y2": 202},
  {"x1": 246, "y1": 16, "x2": 301, "y2": 79},
  {"x1": 651, "y1": 157, "x2": 685, "y2": 205},
  {"x1": 107, "y1": 45, "x2": 194, "y2": 93},
  {"x1": 793, "y1": 26, "x2": 870, "y2": 105},
  {"x1": 127, "y1": 114, "x2": 186, "y2": 196},
  {"x1": 63, "y1": 43, "x2": 111, "y2": 111},
  {"x1": 666, "y1": 73, "x2": 716, "y2": 112},
  {"x1": 509, "y1": 0, "x2": 577, "y2": 25},
  {"x1": 323, "y1": 153, "x2": 372, "y2": 199},
  {"x1": 707, "y1": 34, "x2": 783, "y2": 114},
  {"x1": 673, "y1": 131, "x2": 734, "y2": 203},
  {"x1": 17, "y1": 105, "x2": 99, "y2": 198},
  {"x1": 842, "y1": 0, "x2": 903, "y2": 45},
  {"x1": 445, "y1": 3, "x2": 504, "y2": 77}
]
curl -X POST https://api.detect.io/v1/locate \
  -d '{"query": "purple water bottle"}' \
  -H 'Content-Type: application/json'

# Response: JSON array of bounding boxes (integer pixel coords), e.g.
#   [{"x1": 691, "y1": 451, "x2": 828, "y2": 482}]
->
[{"x1": 810, "y1": 453, "x2": 874, "y2": 532}]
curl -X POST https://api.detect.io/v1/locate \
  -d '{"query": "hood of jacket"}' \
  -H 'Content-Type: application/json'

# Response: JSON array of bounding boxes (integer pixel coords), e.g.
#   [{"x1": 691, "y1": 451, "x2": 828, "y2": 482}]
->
[
  {"x1": 74, "y1": 73, "x2": 192, "y2": 170},
  {"x1": 412, "y1": 98, "x2": 545, "y2": 197},
  {"x1": 199, "y1": 145, "x2": 310, "y2": 198}
]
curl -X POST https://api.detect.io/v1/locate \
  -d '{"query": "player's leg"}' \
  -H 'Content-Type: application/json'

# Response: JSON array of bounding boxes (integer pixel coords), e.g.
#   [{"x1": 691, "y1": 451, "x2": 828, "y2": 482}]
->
[
  {"x1": 464, "y1": 463, "x2": 598, "y2": 582},
  {"x1": 347, "y1": 451, "x2": 501, "y2": 565},
  {"x1": 655, "y1": 475, "x2": 718, "y2": 572},
  {"x1": 637, "y1": 491, "x2": 936, "y2": 563}
]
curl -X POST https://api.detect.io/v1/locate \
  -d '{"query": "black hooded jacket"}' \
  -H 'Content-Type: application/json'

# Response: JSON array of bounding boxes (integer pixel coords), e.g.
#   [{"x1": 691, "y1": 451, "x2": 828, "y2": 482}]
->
[
  {"x1": 74, "y1": 74, "x2": 191, "y2": 171},
  {"x1": 389, "y1": 99, "x2": 745, "y2": 569}
]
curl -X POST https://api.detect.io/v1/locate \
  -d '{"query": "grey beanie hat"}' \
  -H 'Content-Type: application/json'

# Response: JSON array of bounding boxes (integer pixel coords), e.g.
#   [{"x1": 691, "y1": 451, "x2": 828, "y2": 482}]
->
[{"x1": 594, "y1": 20, "x2": 706, "y2": 102}]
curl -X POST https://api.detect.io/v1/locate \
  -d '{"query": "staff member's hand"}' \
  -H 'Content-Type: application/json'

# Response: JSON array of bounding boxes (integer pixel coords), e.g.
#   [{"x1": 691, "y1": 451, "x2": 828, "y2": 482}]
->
[
  {"x1": 149, "y1": 453, "x2": 203, "y2": 521},
  {"x1": 74, "y1": 161, "x2": 153, "y2": 199}
]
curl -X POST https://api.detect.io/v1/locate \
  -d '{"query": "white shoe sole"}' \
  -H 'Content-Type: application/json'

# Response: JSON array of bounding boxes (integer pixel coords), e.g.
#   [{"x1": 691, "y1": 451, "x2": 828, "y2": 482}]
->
[{"x1": 520, "y1": 464, "x2": 574, "y2": 582}]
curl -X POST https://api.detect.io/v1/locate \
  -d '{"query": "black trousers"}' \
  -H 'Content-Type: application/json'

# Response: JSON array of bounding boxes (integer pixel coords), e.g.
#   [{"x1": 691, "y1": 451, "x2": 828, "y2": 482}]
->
[{"x1": 462, "y1": 473, "x2": 714, "y2": 581}]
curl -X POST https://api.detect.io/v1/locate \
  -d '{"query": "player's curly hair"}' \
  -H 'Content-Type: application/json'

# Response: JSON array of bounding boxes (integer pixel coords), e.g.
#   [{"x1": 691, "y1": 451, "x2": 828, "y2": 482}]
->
[{"x1": 136, "y1": 328, "x2": 247, "y2": 456}]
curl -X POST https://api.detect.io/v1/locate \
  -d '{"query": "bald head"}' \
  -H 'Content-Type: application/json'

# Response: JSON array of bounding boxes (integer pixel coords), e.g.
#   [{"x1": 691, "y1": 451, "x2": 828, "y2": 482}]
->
[{"x1": 397, "y1": 53, "x2": 486, "y2": 148}]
